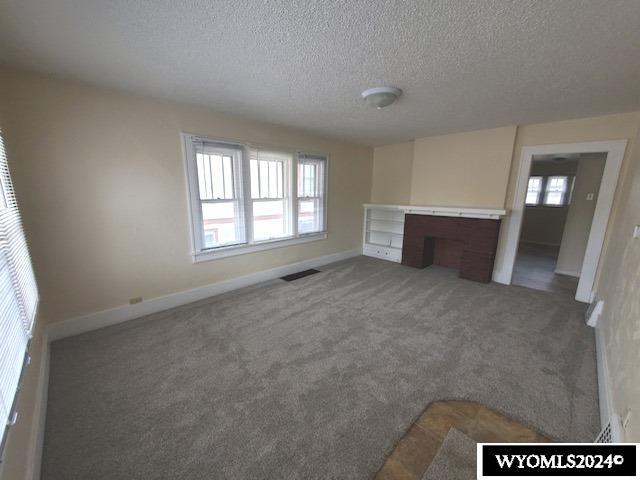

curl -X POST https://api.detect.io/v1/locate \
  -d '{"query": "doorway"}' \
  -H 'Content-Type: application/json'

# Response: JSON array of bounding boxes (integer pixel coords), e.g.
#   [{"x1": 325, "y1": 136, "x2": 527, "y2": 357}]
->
[
  {"x1": 511, "y1": 153, "x2": 605, "y2": 295},
  {"x1": 493, "y1": 140, "x2": 627, "y2": 302}
]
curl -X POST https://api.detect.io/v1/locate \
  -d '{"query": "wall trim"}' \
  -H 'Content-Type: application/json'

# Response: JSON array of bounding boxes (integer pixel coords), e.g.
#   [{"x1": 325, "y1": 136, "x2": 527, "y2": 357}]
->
[
  {"x1": 554, "y1": 268, "x2": 580, "y2": 278},
  {"x1": 493, "y1": 139, "x2": 627, "y2": 303},
  {"x1": 29, "y1": 335, "x2": 49, "y2": 480},
  {"x1": 595, "y1": 325, "x2": 612, "y2": 430},
  {"x1": 48, "y1": 249, "x2": 361, "y2": 341},
  {"x1": 520, "y1": 240, "x2": 561, "y2": 247}
]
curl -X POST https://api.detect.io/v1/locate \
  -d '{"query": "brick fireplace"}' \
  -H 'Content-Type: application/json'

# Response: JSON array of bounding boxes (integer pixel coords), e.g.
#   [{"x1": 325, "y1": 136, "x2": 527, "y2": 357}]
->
[{"x1": 402, "y1": 214, "x2": 501, "y2": 283}]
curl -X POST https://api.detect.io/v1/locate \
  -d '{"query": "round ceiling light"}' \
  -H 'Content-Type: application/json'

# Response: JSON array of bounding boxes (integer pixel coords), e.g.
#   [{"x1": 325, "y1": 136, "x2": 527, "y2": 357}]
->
[{"x1": 361, "y1": 86, "x2": 402, "y2": 109}]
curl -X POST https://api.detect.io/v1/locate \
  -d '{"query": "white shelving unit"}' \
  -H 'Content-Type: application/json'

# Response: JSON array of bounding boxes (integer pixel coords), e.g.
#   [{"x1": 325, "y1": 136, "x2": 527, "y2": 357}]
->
[{"x1": 362, "y1": 204, "x2": 405, "y2": 263}]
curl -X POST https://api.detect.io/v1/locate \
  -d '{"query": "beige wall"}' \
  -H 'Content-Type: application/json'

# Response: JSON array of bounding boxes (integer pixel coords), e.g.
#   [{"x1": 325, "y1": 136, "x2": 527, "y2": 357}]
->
[
  {"x1": 520, "y1": 207, "x2": 569, "y2": 246},
  {"x1": 411, "y1": 126, "x2": 517, "y2": 208},
  {"x1": 594, "y1": 122, "x2": 640, "y2": 441},
  {"x1": 556, "y1": 154, "x2": 606, "y2": 275},
  {"x1": 0, "y1": 69, "x2": 373, "y2": 325},
  {"x1": 371, "y1": 126, "x2": 518, "y2": 209},
  {"x1": 494, "y1": 112, "x2": 640, "y2": 281},
  {"x1": 519, "y1": 160, "x2": 578, "y2": 246},
  {"x1": 371, "y1": 141, "x2": 413, "y2": 204}
]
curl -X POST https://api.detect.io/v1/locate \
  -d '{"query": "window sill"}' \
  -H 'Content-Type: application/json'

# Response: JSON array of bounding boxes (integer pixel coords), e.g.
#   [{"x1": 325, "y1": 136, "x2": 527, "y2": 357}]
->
[{"x1": 192, "y1": 232, "x2": 327, "y2": 263}]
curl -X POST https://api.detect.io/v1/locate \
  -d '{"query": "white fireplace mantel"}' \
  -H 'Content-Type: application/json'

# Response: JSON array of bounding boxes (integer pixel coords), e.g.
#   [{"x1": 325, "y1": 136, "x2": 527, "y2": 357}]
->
[{"x1": 363, "y1": 203, "x2": 507, "y2": 220}]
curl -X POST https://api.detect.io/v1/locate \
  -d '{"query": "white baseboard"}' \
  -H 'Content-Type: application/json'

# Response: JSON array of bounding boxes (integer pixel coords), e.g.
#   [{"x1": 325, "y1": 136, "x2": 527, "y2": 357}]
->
[
  {"x1": 554, "y1": 268, "x2": 580, "y2": 278},
  {"x1": 520, "y1": 240, "x2": 561, "y2": 247},
  {"x1": 29, "y1": 335, "x2": 49, "y2": 480},
  {"x1": 595, "y1": 325, "x2": 612, "y2": 431},
  {"x1": 48, "y1": 249, "x2": 361, "y2": 341}
]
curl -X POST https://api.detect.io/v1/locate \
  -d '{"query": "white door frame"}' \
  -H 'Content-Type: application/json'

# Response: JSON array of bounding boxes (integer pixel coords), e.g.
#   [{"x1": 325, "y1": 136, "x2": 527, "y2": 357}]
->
[{"x1": 493, "y1": 139, "x2": 627, "y2": 302}]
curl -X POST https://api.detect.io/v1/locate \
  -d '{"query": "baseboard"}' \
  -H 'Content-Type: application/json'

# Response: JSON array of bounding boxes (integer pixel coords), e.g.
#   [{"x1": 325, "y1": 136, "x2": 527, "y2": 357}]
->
[
  {"x1": 554, "y1": 268, "x2": 580, "y2": 278},
  {"x1": 29, "y1": 334, "x2": 49, "y2": 480},
  {"x1": 48, "y1": 249, "x2": 361, "y2": 341},
  {"x1": 519, "y1": 240, "x2": 561, "y2": 247},
  {"x1": 594, "y1": 325, "x2": 612, "y2": 431}
]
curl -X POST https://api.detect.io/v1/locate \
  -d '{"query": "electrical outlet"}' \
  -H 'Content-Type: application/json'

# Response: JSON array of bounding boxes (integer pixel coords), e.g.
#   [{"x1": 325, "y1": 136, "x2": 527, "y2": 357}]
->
[
  {"x1": 129, "y1": 296, "x2": 143, "y2": 305},
  {"x1": 633, "y1": 226, "x2": 640, "y2": 239}
]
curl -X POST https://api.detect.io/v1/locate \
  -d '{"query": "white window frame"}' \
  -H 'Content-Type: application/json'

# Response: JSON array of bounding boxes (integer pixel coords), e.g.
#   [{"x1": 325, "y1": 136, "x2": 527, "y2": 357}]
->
[
  {"x1": 542, "y1": 175, "x2": 571, "y2": 207},
  {"x1": 182, "y1": 133, "x2": 327, "y2": 262},
  {"x1": 296, "y1": 153, "x2": 328, "y2": 235},
  {"x1": 524, "y1": 175, "x2": 573, "y2": 207},
  {"x1": 192, "y1": 141, "x2": 246, "y2": 250},
  {"x1": 249, "y1": 149, "x2": 293, "y2": 242},
  {"x1": 525, "y1": 176, "x2": 544, "y2": 206}
]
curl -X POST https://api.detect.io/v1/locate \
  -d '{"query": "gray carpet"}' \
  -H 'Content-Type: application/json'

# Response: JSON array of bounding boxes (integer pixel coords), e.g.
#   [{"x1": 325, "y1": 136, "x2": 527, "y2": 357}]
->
[
  {"x1": 42, "y1": 256, "x2": 599, "y2": 479},
  {"x1": 422, "y1": 428, "x2": 476, "y2": 480}
]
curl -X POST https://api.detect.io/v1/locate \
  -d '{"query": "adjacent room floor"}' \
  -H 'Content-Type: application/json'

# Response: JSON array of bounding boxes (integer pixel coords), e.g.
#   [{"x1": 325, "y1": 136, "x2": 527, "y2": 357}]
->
[
  {"x1": 42, "y1": 256, "x2": 598, "y2": 480},
  {"x1": 512, "y1": 242, "x2": 579, "y2": 295}
]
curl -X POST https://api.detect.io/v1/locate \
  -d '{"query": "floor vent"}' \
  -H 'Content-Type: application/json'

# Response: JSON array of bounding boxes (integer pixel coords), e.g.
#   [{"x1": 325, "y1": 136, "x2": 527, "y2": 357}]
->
[
  {"x1": 595, "y1": 414, "x2": 624, "y2": 443},
  {"x1": 280, "y1": 269, "x2": 320, "y2": 282}
]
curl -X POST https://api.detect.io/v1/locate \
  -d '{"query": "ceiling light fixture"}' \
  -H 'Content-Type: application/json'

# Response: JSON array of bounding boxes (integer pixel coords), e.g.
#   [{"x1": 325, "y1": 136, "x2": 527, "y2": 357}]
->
[{"x1": 361, "y1": 86, "x2": 402, "y2": 109}]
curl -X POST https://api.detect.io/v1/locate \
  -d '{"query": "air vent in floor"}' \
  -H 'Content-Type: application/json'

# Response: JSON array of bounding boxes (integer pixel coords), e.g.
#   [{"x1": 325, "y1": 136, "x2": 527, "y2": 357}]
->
[
  {"x1": 595, "y1": 414, "x2": 624, "y2": 443},
  {"x1": 280, "y1": 269, "x2": 320, "y2": 282}
]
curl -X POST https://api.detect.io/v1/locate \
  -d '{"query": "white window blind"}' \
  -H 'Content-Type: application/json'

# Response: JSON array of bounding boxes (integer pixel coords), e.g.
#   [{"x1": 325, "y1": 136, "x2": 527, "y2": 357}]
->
[{"x1": 0, "y1": 130, "x2": 38, "y2": 452}]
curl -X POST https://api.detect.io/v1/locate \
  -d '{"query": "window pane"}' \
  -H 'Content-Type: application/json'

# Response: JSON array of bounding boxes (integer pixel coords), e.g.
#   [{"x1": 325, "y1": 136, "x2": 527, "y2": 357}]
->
[
  {"x1": 201, "y1": 201, "x2": 244, "y2": 248},
  {"x1": 545, "y1": 191, "x2": 563, "y2": 205},
  {"x1": 250, "y1": 160, "x2": 259, "y2": 198},
  {"x1": 298, "y1": 162, "x2": 319, "y2": 197},
  {"x1": 197, "y1": 153, "x2": 235, "y2": 200},
  {"x1": 253, "y1": 200, "x2": 287, "y2": 241},
  {"x1": 251, "y1": 159, "x2": 286, "y2": 199},
  {"x1": 298, "y1": 198, "x2": 323, "y2": 234},
  {"x1": 544, "y1": 176, "x2": 568, "y2": 205},
  {"x1": 525, "y1": 176, "x2": 542, "y2": 205}
]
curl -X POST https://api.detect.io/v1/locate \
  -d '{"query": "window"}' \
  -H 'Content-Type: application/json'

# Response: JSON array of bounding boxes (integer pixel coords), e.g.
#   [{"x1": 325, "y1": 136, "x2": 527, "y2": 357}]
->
[
  {"x1": 525, "y1": 176, "x2": 543, "y2": 205},
  {"x1": 543, "y1": 176, "x2": 569, "y2": 206},
  {"x1": 0, "y1": 131, "x2": 39, "y2": 455},
  {"x1": 195, "y1": 142, "x2": 245, "y2": 249},
  {"x1": 250, "y1": 149, "x2": 292, "y2": 241},
  {"x1": 525, "y1": 174, "x2": 572, "y2": 207},
  {"x1": 297, "y1": 154, "x2": 326, "y2": 234},
  {"x1": 183, "y1": 134, "x2": 328, "y2": 261}
]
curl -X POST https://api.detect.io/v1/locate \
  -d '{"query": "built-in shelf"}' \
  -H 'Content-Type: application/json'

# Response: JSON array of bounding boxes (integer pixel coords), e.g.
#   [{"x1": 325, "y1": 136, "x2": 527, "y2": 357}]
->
[
  {"x1": 362, "y1": 203, "x2": 508, "y2": 264},
  {"x1": 363, "y1": 205, "x2": 405, "y2": 263}
]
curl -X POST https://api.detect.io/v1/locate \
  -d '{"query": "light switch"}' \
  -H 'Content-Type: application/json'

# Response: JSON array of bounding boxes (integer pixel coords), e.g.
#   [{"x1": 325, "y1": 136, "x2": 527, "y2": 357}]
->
[{"x1": 586, "y1": 193, "x2": 594, "y2": 201}]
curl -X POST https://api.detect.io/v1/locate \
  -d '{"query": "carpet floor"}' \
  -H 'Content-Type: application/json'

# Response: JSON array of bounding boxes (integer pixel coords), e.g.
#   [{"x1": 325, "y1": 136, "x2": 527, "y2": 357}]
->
[
  {"x1": 422, "y1": 428, "x2": 476, "y2": 480},
  {"x1": 42, "y1": 256, "x2": 599, "y2": 479}
]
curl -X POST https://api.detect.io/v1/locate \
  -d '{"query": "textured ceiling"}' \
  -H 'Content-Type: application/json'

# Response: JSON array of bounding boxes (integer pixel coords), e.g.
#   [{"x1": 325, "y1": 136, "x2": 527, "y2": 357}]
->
[{"x1": 0, "y1": 0, "x2": 639, "y2": 146}]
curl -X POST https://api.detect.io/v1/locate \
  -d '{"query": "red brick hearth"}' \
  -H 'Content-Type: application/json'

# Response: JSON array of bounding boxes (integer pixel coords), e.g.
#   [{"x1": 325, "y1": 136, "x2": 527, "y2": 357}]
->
[{"x1": 401, "y1": 214, "x2": 501, "y2": 283}]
